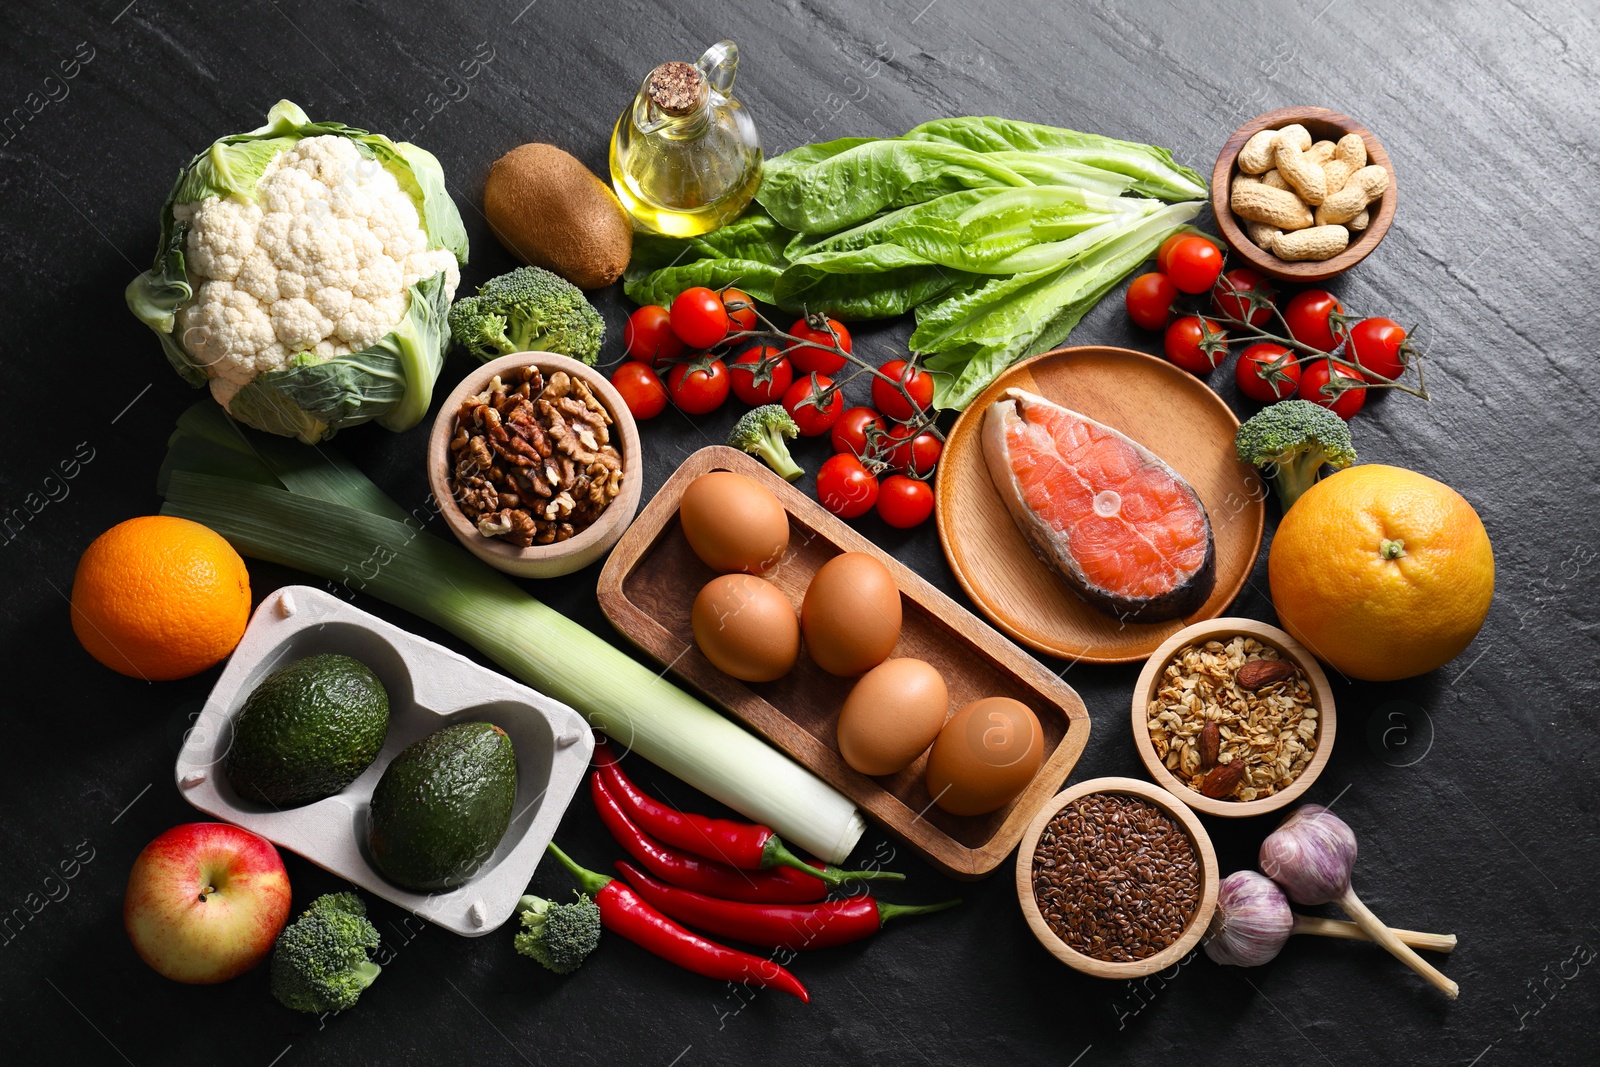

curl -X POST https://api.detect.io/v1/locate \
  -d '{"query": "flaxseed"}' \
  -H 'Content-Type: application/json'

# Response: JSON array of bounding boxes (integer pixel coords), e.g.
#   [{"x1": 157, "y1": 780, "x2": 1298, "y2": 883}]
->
[{"x1": 1031, "y1": 793, "x2": 1201, "y2": 962}]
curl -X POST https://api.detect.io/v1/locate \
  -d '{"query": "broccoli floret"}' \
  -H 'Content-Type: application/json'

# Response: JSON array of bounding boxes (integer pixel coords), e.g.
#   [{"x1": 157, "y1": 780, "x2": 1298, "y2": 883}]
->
[
  {"x1": 448, "y1": 266, "x2": 604, "y2": 364},
  {"x1": 513, "y1": 894, "x2": 601, "y2": 975},
  {"x1": 1235, "y1": 400, "x2": 1357, "y2": 512},
  {"x1": 269, "y1": 892, "x2": 382, "y2": 1014},
  {"x1": 728, "y1": 405, "x2": 804, "y2": 482}
]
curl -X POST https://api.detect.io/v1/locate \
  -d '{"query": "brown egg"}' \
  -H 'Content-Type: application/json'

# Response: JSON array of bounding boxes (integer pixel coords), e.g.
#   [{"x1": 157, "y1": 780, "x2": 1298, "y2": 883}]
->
[
  {"x1": 836, "y1": 658, "x2": 949, "y2": 776},
  {"x1": 924, "y1": 697, "x2": 1045, "y2": 816},
  {"x1": 691, "y1": 575, "x2": 799, "y2": 682},
  {"x1": 801, "y1": 552, "x2": 901, "y2": 677},
  {"x1": 678, "y1": 472, "x2": 789, "y2": 575}
]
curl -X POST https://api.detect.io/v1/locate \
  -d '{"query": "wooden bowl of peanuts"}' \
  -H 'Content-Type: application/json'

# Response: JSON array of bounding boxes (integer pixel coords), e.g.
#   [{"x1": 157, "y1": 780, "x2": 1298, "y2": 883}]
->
[
  {"x1": 1211, "y1": 107, "x2": 1397, "y2": 282},
  {"x1": 1130, "y1": 617, "x2": 1337, "y2": 818},
  {"x1": 427, "y1": 352, "x2": 643, "y2": 578}
]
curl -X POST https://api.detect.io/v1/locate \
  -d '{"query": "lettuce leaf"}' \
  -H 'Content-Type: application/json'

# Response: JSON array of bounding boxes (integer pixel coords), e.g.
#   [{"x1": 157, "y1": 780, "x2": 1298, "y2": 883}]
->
[
  {"x1": 755, "y1": 139, "x2": 1030, "y2": 233},
  {"x1": 623, "y1": 209, "x2": 792, "y2": 306},
  {"x1": 903, "y1": 116, "x2": 1208, "y2": 202}
]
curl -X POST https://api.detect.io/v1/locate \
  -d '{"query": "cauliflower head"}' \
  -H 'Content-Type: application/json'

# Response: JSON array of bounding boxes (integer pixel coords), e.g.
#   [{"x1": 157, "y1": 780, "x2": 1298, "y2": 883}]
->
[
  {"x1": 127, "y1": 101, "x2": 468, "y2": 443},
  {"x1": 175, "y1": 135, "x2": 460, "y2": 409}
]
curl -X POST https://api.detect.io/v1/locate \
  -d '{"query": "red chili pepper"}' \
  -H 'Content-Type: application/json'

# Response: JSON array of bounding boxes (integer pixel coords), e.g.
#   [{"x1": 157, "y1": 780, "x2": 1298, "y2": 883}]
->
[
  {"x1": 615, "y1": 860, "x2": 961, "y2": 951},
  {"x1": 591, "y1": 771, "x2": 826, "y2": 903},
  {"x1": 593, "y1": 741, "x2": 903, "y2": 886},
  {"x1": 546, "y1": 843, "x2": 809, "y2": 1002}
]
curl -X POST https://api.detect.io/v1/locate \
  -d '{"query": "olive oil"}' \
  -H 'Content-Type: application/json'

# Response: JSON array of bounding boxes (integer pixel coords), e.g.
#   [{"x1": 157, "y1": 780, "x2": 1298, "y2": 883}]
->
[{"x1": 610, "y1": 42, "x2": 762, "y2": 237}]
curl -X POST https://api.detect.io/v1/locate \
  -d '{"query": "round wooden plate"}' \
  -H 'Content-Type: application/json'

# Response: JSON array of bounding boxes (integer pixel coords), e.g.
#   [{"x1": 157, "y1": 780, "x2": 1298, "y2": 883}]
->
[{"x1": 935, "y1": 347, "x2": 1266, "y2": 665}]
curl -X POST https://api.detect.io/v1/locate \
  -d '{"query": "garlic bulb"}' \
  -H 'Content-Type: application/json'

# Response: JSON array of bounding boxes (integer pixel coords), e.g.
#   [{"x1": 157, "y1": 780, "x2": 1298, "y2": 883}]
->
[
  {"x1": 1206, "y1": 867, "x2": 1458, "y2": 969},
  {"x1": 1205, "y1": 871, "x2": 1294, "y2": 966},
  {"x1": 1257, "y1": 804, "x2": 1459, "y2": 998},
  {"x1": 1259, "y1": 804, "x2": 1357, "y2": 905}
]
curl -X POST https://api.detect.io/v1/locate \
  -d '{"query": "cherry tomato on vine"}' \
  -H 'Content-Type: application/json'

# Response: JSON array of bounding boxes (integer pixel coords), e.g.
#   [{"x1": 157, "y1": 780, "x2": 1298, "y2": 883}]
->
[
  {"x1": 1298, "y1": 359, "x2": 1366, "y2": 420},
  {"x1": 1125, "y1": 272, "x2": 1180, "y2": 331},
  {"x1": 670, "y1": 287, "x2": 731, "y2": 349},
  {"x1": 610, "y1": 361, "x2": 669, "y2": 419},
  {"x1": 872, "y1": 360, "x2": 935, "y2": 421},
  {"x1": 1234, "y1": 342, "x2": 1301, "y2": 403},
  {"x1": 831, "y1": 406, "x2": 885, "y2": 458},
  {"x1": 816, "y1": 453, "x2": 879, "y2": 519},
  {"x1": 1283, "y1": 289, "x2": 1345, "y2": 353},
  {"x1": 721, "y1": 287, "x2": 758, "y2": 333},
  {"x1": 666, "y1": 357, "x2": 730, "y2": 415},
  {"x1": 788, "y1": 316, "x2": 851, "y2": 375},
  {"x1": 623, "y1": 305, "x2": 685, "y2": 364},
  {"x1": 728, "y1": 346, "x2": 793, "y2": 406},
  {"x1": 1348, "y1": 317, "x2": 1408, "y2": 381},
  {"x1": 884, "y1": 424, "x2": 942, "y2": 475},
  {"x1": 782, "y1": 373, "x2": 844, "y2": 436},
  {"x1": 1155, "y1": 232, "x2": 1189, "y2": 275},
  {"x1": 1212, "y1": 268, "x2": 1275, "y2": 327},
  {"x1": 876, "y1": 475, "x2": 934, "y2": 528},
  {"x1": 1165, "y1": 236, "x2": 1225, "y2": 294},
  {"x1": 1163, "y1": 316, "x2": 1228, "y2": 375}
]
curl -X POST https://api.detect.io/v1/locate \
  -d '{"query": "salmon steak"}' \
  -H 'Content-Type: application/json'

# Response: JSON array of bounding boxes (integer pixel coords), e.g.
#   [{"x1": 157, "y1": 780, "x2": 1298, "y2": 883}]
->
[{"x1": 981, "y1": 388, "x2": 1215, "y2": 622}]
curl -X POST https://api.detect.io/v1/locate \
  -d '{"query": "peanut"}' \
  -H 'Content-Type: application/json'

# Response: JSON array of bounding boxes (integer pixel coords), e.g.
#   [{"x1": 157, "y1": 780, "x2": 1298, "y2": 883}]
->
[
  {"x1": 1348, "y1": 208, "x2": 1371, "y2": 231},
  {"x1": 1314, "y1": 163, "x2": 1388, "y2": 225},
  {"x1": 1276, "y1": 124, "x2": 1312, "y2": 153},
  {"x1": 1274, "y1": 131, "x2": 1328, "y2": 205},
  {"x1": 1238, "y1": 129, "x2": 1279, "y2": 174},
  {"x1": 1307, "y1": 140, "x2": 1337, "y2": 164},
  {"x1": 1335, "y1": 133, "x2": 1367, "y2": 169},
  {"x1": 1245, "y1": 220, "x2": 1283, "y2": 248},
  {"x1": 1322, "y1": 158, "x2": 1356, "y2": 195},
  {"x1": 1272, "y1": 225, "x2": 1350, "y2": 261},
  {"x1": 1260, "y1": 169, "x2": 1291, "y2": 191},
  {"x1": 1232, "y1": 182, "x2": 1314, "y2": 230}
]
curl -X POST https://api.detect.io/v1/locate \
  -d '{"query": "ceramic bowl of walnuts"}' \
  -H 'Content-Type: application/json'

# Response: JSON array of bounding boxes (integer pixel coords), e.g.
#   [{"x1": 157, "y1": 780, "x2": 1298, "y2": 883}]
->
[{"x1": 428, "y1": 352, "x2": 642, "y2": 578}]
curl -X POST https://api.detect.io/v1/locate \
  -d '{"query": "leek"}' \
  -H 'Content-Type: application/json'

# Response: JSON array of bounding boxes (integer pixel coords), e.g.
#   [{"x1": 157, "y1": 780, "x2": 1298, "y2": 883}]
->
[{"x1": 158, "y1": 404, "x2": 865, "y2": 864}]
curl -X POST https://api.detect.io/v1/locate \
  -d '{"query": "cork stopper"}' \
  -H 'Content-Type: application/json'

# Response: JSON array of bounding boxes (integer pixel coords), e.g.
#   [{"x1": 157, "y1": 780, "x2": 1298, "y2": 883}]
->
[{"x1": 648, "y1": 61, "x2": 702, "y2": 115}]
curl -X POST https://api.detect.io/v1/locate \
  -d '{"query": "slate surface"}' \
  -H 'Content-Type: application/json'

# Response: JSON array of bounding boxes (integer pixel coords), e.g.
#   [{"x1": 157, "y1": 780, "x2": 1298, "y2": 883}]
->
[{"x1": 2, "y1": 1, "x2": 1596, "y2": 1064}]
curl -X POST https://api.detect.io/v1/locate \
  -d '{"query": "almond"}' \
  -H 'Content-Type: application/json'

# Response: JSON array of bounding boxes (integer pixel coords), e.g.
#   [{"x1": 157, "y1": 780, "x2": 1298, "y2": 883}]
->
[
  {"x1": 1235, "y1": 659, "x2": 1297, "y2": 690},
  {"x1": 1198, "y1": 760, "x2": 1246, "y2": 799},
  {"x1": 1198, "y1": 721, "x2": 1220, "y2": 770}
]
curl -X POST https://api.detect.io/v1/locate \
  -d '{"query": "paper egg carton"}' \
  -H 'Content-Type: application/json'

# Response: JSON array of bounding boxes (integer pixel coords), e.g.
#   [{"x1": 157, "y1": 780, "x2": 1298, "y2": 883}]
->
[{"x1": 175, "y1": 585, "x2": 593, "y2": 936}]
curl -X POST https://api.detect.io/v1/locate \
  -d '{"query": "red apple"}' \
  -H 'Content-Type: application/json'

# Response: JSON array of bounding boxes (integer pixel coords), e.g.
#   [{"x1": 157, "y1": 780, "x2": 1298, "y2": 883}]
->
[{"x1": 124, "y1": 822, "x2": 291, "y2": 984}]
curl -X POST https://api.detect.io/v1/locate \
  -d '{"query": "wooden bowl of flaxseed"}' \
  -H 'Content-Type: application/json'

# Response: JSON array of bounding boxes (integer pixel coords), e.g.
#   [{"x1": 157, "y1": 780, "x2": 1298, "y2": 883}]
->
[
  {"x1": 1131, "y1": 617, "x2": 1336, "y2": 818},
  {"x1": 1016, "y1": 777, "x2": 1218, "y2": 979}
]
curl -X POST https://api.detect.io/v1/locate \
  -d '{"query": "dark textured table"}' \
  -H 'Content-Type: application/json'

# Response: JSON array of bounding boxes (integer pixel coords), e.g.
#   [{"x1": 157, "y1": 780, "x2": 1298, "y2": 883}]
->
[{"x1": 3, "y1": 1, "x2": 1596, "y2": 1063}]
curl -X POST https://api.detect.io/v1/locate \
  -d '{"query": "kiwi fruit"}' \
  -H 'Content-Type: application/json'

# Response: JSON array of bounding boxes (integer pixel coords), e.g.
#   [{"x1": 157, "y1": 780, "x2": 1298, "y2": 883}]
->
[{"x1": 483, "y1": 143, "x2": 632, "y2": 289}]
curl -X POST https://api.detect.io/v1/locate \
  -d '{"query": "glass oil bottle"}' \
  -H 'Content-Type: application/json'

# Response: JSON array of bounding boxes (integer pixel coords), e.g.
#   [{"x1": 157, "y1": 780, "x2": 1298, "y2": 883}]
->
[{"x1": 609, "y1": 41, "x2": 762, "y2": 236}]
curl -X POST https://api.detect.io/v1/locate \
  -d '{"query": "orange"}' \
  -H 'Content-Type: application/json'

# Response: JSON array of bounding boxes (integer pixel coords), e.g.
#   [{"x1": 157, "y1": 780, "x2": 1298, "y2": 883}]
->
[
  {"x1": 70, "y1": 516, "x2": 251, "y2": 681},
  {"x1": 1268, "y1": 465, "x2": 1493, "y2": 682}
]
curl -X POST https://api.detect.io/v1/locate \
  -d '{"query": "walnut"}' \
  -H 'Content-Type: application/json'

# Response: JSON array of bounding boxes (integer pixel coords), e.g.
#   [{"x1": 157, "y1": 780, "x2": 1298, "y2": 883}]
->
[
  {"x1": 456, "y1": 481, "x2": 499, "y2": 516},
  {"x1": 476, "y1": 510, "x2": 513, "y2": 538},
  {"x1": 447, "y1": 365, "x2": 626, "y2": 548},
  {"x1": 501, "y1": 509, "x2": 537, "y2": 547}
]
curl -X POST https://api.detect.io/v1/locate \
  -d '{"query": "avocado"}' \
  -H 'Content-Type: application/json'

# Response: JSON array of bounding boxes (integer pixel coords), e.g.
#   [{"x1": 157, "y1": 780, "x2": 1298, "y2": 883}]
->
[
  {"x1": 225, "y1": 653, "x2": 390, "y2": 807},
  {"x1": 367, "y1": 721, "x2": 517, "y2": 892}
]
